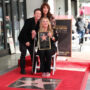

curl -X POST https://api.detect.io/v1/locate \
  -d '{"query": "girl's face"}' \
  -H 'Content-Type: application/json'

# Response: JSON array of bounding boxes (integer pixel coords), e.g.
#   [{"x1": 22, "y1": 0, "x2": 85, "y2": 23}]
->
[
  {"x1": 41, "y1": 18, "x2": 49, "y2": 29},
  {"x1": 43, "y1": 6, "x2": 49, "y2": 15}
]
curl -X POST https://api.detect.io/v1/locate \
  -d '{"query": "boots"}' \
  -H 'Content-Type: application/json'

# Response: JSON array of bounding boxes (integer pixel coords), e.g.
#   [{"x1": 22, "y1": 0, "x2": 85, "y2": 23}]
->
[{"x1": 20, "y1": 68, "x2": 26, "y2": 74}]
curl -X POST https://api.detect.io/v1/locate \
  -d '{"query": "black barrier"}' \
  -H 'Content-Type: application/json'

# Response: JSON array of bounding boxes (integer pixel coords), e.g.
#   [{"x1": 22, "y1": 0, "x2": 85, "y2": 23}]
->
[{"x1": 55, "y1": 19, "x2": 72, "y2": 56}]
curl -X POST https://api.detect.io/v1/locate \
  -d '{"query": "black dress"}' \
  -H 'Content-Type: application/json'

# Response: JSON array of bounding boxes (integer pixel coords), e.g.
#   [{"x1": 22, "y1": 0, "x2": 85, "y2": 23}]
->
[{"x1": 38, "y1": 30, "x2": 58, "y2": 73}]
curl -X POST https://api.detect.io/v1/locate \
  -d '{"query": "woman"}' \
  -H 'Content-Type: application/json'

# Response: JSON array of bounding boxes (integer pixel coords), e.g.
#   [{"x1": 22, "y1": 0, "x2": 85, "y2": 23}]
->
[
  {"x1": 40, "y1": 2, "x2": 58, "y2": 47},
  {"x1": 38, "y1": 17, "x2": 57, "y2": 77},
  {"x1": 40, "y1": 2, "x2": 56, "y2": 28}
]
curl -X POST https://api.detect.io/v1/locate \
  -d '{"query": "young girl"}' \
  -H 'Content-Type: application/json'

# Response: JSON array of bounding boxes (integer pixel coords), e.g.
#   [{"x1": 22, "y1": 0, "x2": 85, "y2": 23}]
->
[{"x1": 38, "y1": 17, "x2": 57, "y2": 77}]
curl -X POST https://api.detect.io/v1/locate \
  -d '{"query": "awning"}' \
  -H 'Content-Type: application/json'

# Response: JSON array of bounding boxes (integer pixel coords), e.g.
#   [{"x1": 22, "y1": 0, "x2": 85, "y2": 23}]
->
[{"x1": 80, "y1": 6, "x2": 90, "y2": 15}]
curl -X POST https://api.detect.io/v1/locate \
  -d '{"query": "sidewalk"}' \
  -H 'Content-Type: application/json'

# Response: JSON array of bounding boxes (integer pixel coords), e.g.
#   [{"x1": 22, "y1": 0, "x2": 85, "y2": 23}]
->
[{"x1": 72, "y1": 36, "x2": 90, "y2": 61}]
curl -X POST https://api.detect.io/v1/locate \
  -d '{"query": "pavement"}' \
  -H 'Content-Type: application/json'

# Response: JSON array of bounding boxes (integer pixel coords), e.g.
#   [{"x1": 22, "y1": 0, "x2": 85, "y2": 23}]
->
[{"x1": 72, "y1": 34, "x2": 90, "y2": 60}]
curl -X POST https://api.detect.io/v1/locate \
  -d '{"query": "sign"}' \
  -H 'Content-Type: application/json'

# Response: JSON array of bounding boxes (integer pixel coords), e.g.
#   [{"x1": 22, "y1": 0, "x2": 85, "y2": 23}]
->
[
  {"x1": 8, "y1": 37, "x2": 15, "y2": 54},
  {"x1": 55, "y1": 19, "x2": 72, "y2": 56},
  {"x1": 38, "y1": 32, "x2": 51, "y2": 50}
]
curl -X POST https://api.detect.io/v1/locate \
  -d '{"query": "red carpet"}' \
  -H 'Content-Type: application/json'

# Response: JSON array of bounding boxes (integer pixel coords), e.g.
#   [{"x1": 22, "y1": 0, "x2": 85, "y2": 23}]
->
[
  {"x1": 18, "y1": 55, "x2": 90, "y2": 70},
  {"x1": 0, "y1": 66, "x2": 89, "y2": 90},
  {"x1": 0, "y1": 55, "x2": 89, "y2": 90}
]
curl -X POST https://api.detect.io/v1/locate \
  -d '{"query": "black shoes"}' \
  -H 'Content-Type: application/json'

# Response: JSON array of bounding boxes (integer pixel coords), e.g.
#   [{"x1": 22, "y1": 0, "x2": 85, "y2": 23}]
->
[
  {"x1": 20, "y1": 69, "x2": 26, "y2": 74},
  {"x1": 20, "y1": 69, "x2": 41, "y2": 74}
]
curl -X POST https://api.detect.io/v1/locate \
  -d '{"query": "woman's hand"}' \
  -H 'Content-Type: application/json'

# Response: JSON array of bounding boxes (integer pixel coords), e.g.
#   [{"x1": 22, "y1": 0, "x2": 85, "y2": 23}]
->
[
  {"x1": 52, "y1": 37, "x2": 55, "y2": 41},
  {"x1": 48, "y1": 32, "x2": 52, "y2": 38}
]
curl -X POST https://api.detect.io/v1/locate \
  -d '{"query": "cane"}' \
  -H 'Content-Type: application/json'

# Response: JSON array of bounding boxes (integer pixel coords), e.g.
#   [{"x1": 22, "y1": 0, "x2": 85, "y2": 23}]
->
[{"x1": 32, "y1": 36, "x2": 37, "y2": 73}]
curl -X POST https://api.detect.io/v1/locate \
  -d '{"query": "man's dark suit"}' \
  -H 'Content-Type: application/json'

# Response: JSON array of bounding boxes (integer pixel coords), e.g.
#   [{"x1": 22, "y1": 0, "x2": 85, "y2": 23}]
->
[{"x1": 18, "y1": 17, "x2": 39, "y2": 74}]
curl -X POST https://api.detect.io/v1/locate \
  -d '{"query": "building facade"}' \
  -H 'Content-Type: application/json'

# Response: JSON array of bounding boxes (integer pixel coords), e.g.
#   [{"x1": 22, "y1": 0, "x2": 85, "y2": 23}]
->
[
  {"x1": 0, "y1": 0, "x2": 26, "y2": 56},
  {"x1": 0, "y1": 0, "x2": 80, "y2": 56}
]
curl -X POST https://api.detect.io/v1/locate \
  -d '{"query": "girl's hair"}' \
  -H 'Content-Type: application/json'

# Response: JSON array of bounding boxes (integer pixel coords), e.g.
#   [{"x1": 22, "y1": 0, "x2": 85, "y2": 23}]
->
[
  {"x1": 39, "y1": 17, "x2": 53, "y2": 35},
  {"x1": 40, "y1": 2, "x2": 53, "y2": 20}
]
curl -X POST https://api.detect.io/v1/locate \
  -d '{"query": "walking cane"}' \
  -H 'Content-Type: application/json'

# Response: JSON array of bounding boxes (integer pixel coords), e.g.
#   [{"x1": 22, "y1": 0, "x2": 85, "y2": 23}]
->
[{"x1": 32, "y1": 37, "x2": 37, "y2": 73}]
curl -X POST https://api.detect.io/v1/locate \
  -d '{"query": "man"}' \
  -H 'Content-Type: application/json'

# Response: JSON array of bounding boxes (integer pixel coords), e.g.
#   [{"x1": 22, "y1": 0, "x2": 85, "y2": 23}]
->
[
  {"x1": 18, "y1": 8, "x2": 41, "y2": 74},
  {"x1": 75, "y1": 17, "x2": 86, "y2": 44}
]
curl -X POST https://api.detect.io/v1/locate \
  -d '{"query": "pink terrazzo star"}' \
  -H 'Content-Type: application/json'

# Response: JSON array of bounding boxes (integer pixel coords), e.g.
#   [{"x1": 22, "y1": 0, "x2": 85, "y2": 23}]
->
[{"x1": 15, "y1": 78, "x2": 57, "y2": 89}]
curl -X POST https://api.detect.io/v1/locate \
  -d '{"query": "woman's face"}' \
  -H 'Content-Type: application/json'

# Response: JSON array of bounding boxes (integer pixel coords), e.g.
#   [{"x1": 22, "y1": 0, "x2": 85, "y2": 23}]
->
[
  {"x1": 41, "y1": 18, "x2": 49, "y2": 29},
  {"x1": 43, "y1": 6, "x2": 49, "y2": 15}
]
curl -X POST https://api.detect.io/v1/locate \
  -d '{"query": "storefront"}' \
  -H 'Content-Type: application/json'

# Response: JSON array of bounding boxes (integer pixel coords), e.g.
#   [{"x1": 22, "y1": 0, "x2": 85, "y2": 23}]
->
[{"x1": 0, "y1": 0, "x2": 26, "y2": 56}]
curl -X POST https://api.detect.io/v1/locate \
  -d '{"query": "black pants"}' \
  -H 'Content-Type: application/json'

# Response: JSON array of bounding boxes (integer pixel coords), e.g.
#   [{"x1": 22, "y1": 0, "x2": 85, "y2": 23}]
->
[
  {"x1": 19, "y1": 43, "x2": 36, "y2": 72},
  {"x1": 38, "y1": 44, "x2": 57, "y2": 73},
  {"x1": 39, "y1": 50, "x2": 52, "y2": 73}
]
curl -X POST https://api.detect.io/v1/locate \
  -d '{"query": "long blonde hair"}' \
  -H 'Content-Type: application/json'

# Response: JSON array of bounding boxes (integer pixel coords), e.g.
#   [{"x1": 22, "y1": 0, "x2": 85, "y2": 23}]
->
[{"x1": 39, "y1": 17, "x2": 53, "y2": 35}]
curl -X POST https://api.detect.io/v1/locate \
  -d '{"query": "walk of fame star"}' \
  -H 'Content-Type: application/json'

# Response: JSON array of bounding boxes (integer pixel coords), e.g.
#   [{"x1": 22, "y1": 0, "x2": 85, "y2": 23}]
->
[{"x1": 9, "y1": 77, "x2": 61, "y2": 90}]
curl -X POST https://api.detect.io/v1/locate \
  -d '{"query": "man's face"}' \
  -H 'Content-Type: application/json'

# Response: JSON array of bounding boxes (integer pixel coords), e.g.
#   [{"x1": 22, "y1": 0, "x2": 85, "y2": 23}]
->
[{"x1": 34, "y1": 10, "x2": 41, "y2": 20}]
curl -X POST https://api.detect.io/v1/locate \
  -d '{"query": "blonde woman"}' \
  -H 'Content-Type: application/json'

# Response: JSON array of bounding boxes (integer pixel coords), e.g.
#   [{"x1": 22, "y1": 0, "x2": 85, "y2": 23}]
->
[{"x1": 38, "y1": 17, "x2": 57, "y2": 77}]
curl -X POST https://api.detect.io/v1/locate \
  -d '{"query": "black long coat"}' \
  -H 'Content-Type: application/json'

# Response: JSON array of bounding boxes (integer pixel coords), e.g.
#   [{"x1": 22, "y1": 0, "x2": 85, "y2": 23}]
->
[{"x1": 18, "y1": 17, "x2": 39, "y2": 44}]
